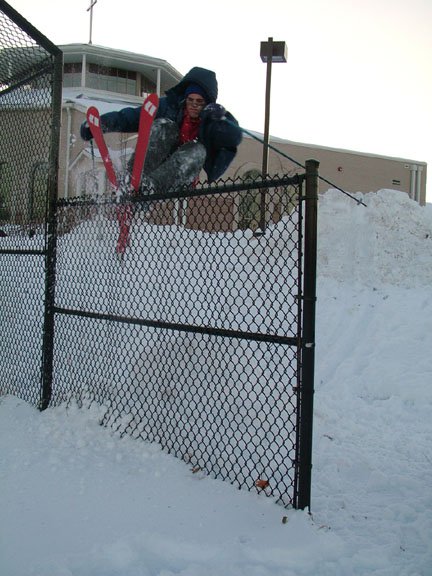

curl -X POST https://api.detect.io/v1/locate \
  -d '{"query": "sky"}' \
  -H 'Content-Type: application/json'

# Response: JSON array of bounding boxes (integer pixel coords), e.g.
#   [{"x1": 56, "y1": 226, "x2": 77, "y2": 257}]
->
[
  {"x1": 1, "y1": 188, "x2": 432, "y2": 574},
  {"x1": 7, "y1": 0, "x2": 432, "y2": 201}
]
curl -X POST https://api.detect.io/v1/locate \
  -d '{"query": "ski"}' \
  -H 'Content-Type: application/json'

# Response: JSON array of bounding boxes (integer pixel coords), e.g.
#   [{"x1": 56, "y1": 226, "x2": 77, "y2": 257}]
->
[
  {"x1": 116, "y1": 93, "x2": 159, "y2": 257},
  {"x1": 86, "y1": 106, "x2": 118, "y2": 189},
  {"x1": 131, "y1": 93, "x2": 159, "y2": 191},
  {"x1": 86, "y1": 94, "x2": 159, "y2": 258}
]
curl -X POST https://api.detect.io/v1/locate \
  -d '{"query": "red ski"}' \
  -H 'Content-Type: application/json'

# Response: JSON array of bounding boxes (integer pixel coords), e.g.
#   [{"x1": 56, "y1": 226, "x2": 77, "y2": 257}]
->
[
  {"x1": 131, "y1": 93, "x2": 159, "y2": 191},
  {"x1": 86, "y1": 94, "x2": 159, "y2": 258},
  {"x1": 86, "y1": 106, "x2": 118, "y2": 189}
]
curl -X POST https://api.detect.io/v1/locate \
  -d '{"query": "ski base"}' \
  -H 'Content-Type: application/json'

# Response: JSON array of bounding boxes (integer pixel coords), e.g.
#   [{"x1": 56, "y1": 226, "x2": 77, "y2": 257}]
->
[{"x1": 87, "y1": 94, "x2": 159, "y2": 257}]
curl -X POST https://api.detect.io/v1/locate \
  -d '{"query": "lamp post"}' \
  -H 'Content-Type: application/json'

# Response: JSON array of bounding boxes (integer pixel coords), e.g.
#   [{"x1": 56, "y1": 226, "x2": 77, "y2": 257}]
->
[{"x1": 258, "y1": 37, "x2": 287, "y2": 233}]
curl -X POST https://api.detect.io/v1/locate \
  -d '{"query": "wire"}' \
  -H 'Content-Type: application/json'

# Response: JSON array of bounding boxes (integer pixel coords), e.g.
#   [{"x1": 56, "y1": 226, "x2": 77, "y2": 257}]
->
[{"x1": 227, "y1": 121, "x2": 367, "y2": 208}]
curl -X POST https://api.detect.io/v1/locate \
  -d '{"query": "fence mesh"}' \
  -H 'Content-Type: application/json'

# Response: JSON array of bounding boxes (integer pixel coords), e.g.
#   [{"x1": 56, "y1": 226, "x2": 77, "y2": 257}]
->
[
  {"x1": 0, "y1": 1, "x2": 317, "y2": 508},
  {"x1": 51, "y1": 180, "x2": 304, "y2": 505},
  {"x1": 0, "y1": 1, "x2": 61, "y2": 403}
]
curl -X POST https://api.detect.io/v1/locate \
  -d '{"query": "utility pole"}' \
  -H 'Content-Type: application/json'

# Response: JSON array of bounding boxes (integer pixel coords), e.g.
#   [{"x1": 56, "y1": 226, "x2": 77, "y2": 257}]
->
[{"x1": 87, "y1": 0, "x2": 98, "y2": 44}]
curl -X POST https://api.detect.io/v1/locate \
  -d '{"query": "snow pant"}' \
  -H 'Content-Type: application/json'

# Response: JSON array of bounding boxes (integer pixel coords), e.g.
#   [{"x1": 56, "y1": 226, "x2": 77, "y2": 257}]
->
[{"x1": 129, "y1": 118, "x2": 206, "y2": 195}]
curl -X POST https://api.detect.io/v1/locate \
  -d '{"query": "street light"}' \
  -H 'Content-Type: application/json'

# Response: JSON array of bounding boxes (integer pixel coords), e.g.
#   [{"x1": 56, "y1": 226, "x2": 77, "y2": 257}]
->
[
  {"x1": 258, "y1": 37, "x2": 287, "y2": 233},
  {"x1": 260, "y1": 38, "x2": 287, "y2": 176}
]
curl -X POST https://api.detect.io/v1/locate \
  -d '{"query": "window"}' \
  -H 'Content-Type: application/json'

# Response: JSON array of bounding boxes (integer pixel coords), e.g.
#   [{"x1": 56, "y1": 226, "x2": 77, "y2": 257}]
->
[
  {"x1": 238, "y1": 169, "x2": 262, "y2": 230},
  {"x1": 64, "y1": 63, "x2": 82, "y2": 73},
  {"x1": 29, "y1": 162, "x2": 49, "y2": 224},
  {"x1": 87, "y1": 63, "x2": 137, "y2": 95},
  {"x1": 0, "y1": 162, "x2": 10, "y2": 221},
  {"x1": 63, "y1": 62, "x2": 83, "y2": 88}
]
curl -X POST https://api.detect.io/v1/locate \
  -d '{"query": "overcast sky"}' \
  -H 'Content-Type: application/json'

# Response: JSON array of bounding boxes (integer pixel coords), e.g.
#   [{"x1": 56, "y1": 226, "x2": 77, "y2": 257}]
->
[{"x1": 8, "y1": 0, "x2": 432, "y2": 201}]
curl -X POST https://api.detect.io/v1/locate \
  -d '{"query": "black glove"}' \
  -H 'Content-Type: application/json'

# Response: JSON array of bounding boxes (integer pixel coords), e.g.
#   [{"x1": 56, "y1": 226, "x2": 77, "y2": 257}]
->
[
  {"x1": 201, "y1": 103, "x2": 226, "y2": 121},
  {"x1": 80, "y1": 120, "x2": 93, "y2": 141}
]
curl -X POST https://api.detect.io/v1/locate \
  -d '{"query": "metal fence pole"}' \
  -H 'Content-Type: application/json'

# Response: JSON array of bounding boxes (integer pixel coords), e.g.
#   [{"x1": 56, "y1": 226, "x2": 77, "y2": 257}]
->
[
  {"x1": 39, "y1": 48, "x2": 63, "y2": 410},
  {"x1": 297, "y1": 159, "x2": 319, "y2": 509}
]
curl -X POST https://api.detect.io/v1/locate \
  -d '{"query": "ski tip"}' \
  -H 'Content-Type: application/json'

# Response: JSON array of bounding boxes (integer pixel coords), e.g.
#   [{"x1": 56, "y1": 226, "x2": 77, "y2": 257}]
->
[
  {"x1": 145, "y1": 93, "x2": 159, "y2": 114},
  {"x1": 146, "y1": 93, "x2": 159, "y2": 104},
  {"x1": 86, "y1": 105, "x2": 100, "y2": 122}
]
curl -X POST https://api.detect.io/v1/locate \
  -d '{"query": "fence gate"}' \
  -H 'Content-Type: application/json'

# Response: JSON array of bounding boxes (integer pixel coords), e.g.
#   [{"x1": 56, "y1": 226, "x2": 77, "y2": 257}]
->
[
  {"x1": 0, "y1": 1, "x2": 62, "y2": 405},
  {"x1": 52, "y1": 171, "x2": 317, "y2": 509},
  {"x1": 0, "y1": 1, "x2": 318, "y2": 509}
]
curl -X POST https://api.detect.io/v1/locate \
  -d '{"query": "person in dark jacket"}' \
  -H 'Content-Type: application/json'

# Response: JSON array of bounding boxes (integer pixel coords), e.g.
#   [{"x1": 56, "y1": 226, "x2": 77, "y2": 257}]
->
[{"x1": 80, "y1": 67, "x2": 242, "y2": 195}]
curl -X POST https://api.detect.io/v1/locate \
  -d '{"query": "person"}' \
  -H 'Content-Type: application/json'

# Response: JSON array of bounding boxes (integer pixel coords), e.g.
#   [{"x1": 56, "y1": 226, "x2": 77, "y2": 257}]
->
[{"x1": 80, "y1": 67, "x2": 242, "y2": 195}]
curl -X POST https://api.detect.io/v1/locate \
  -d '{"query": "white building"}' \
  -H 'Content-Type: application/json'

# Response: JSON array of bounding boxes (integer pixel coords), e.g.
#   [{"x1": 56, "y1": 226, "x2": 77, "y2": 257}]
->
[{"x1": 59, "y1": 43, "x2": 427, "y2": 207}]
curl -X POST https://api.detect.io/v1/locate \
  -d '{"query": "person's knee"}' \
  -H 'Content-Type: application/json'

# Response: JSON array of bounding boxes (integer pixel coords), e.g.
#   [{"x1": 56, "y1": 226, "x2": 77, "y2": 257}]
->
[
  {"x1": 145, "y1": 119, "x2": 179, "y2": 173},
  {"x1": 151, "y1": 118, "x2": 178, "y2": 141},
  {"x1": 179, "y1": 141, "x2": 206, "y2": 163}
]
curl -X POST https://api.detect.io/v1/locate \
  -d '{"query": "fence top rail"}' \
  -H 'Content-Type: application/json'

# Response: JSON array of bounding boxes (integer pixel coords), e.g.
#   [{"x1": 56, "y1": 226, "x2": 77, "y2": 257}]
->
[{"x1": 58, "y1": 173, "x2": 304, "y2": 207}]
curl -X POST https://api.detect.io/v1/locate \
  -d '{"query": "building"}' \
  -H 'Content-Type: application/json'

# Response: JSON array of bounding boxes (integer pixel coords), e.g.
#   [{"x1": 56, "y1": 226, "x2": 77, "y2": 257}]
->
[
  {"x1": 58, "y1": 44, "x2": 427, "y2": 206},
  {"x1": 0, "y1": 43, "x2": 427, "y2": 229},
  {"x1": 230, "y1": 135, "x2": 426, "y2": 205},
  {"x1": 59, "y1": 43, "x2": 183, "y2": 202}
]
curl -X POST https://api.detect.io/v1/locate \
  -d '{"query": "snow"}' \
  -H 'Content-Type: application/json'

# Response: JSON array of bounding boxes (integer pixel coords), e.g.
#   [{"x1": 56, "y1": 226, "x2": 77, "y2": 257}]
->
[
  {"x1": 1, "y1": 188, "x2": 432, "y2": 575},
  {"x1": 63, "y1": 87, "x2": 144, "y2": 115}
]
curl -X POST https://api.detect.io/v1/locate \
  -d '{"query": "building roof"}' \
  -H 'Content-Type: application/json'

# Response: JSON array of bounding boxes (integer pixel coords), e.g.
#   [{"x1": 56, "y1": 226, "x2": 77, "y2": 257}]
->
[
  {"x1": 62, "y1": 87, "x2": 143, "y2": 113},
  {"x1": 60, "y1": 43, "x2": 183, "y2": 94}
]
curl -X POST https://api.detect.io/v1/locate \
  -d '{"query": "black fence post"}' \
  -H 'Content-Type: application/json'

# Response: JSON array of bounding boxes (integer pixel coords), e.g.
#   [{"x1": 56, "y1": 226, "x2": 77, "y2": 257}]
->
[
  {"x1": 297, "y1": 159, "x2": 319, "y2": 510},
  {"x1": 39, "y1": 48, "x2": 63, "y2": 410}
]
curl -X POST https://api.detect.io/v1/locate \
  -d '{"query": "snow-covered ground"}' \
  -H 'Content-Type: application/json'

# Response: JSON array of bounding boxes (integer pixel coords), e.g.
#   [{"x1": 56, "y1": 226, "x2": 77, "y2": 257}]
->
[{"x1": 1, "y1": 189, "x2": 431, "y2": 575}]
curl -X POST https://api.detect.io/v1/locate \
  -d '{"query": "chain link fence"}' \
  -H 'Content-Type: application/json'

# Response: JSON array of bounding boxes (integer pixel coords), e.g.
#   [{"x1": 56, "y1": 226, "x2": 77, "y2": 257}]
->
[
  {"x1": 0, "y1": 0, "x2": 62, "y2": 405},
  {"x1": 51, "y1": 174, "x2": 317, "y2": 508},
  {"x1": 0, "y1": 1, "x2": 318, "y2": 508}
]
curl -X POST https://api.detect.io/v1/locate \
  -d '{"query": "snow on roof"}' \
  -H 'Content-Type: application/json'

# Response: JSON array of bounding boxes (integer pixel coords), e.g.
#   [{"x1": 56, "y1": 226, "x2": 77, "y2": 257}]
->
[
  {"x1": 0, "y1": 87, "x2": 51, "y2": 109},
  {"x1": 62, "y1": 88, "x2": 142, "y2": 114}
]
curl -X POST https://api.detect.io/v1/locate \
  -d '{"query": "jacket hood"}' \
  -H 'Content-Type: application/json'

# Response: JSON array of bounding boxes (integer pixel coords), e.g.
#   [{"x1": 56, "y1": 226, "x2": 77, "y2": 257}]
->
[{"x1": 167, "y1": 67, "x2": 218, "y2": 103}]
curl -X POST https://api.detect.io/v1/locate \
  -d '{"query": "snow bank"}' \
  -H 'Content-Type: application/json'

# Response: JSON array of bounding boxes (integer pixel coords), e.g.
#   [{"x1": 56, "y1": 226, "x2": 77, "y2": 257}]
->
[
  {"x1": 318, "y1": 188, "x2": 432, "y2": 287},
  {"x1": 1, "y1": 188, "x2": 431, "y2": 575}
]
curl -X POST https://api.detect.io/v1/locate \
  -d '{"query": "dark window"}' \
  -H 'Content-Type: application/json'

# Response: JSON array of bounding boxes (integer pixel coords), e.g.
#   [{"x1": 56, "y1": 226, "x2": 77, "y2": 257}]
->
[
  {"x1": 64, "y1": 62, "x2": 82, "y2": 73},
  {"x1": 86, "y1": 64, "x2": 137, "y2": 95},
  {"x1": 0, "y1": 162, "x2": 11, "y2": 222},
  {"x1": 238, "y1": 169, "x2": 262, "y2": 230}
]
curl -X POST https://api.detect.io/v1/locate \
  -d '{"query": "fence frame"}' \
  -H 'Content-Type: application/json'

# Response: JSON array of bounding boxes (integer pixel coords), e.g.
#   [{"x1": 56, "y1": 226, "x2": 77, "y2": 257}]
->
[
  {"x1": 0, "y1": 0, "x2": 318, "y2": 509},
  {"x1": 56, "y1": 170, "x2": 318, "y2": 510},
  {"x1": 0, "y1": 0, "x2": 63, "y2": 408}
]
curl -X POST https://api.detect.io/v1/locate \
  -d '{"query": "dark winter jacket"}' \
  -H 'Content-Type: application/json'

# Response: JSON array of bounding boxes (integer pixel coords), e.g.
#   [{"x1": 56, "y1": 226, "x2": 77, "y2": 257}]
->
[{"x1": 96, "y1": 67, "x2": 242, "y2": 181}]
